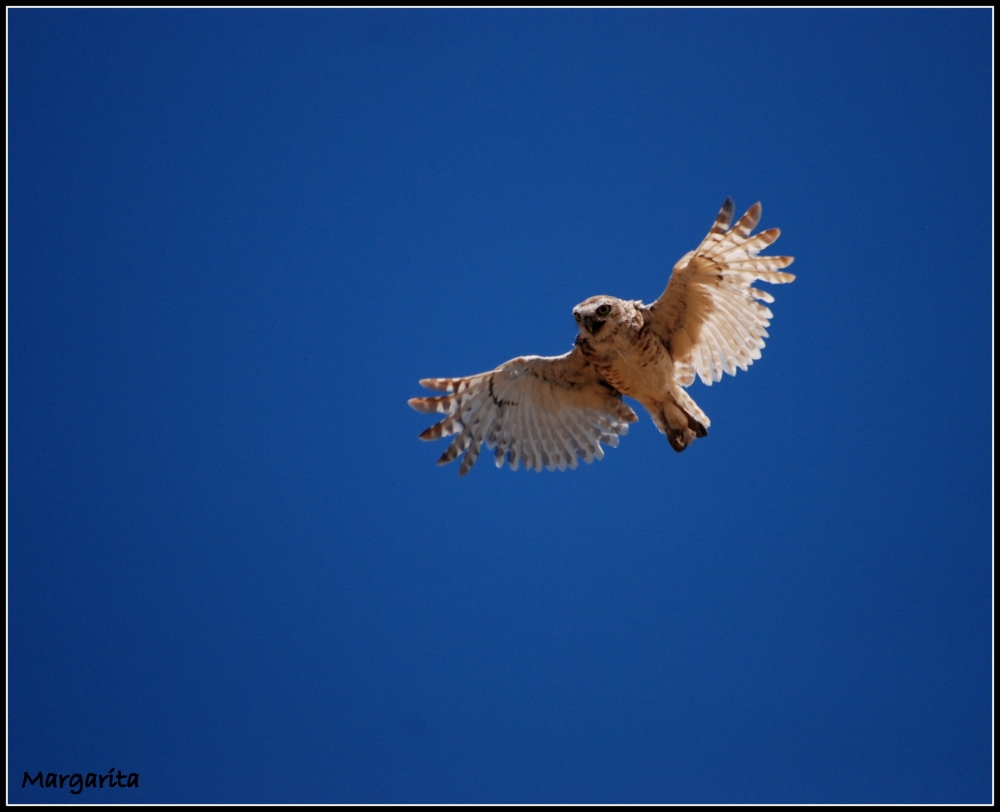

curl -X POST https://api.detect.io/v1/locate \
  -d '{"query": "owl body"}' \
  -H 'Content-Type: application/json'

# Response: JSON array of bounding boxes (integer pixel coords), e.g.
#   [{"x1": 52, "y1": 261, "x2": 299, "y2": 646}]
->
[
  {"x1": 409, "y1": 199, "x2": 794, "y2": 474},
  {"x1": 573, "y1": 295, "x2": 708, "y2": 452}
]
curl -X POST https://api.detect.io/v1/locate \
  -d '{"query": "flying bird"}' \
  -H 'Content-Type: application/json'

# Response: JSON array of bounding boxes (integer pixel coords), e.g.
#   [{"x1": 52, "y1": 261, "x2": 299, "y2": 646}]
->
[{"x1": 409, "y1": 199, "x2": 795, "y2": 475}]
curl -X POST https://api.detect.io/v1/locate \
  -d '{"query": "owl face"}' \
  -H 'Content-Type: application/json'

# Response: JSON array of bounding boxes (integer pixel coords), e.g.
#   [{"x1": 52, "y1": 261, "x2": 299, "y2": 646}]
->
[{"x1": 573, "y1": 296, "x2": 626, "y2": 339}]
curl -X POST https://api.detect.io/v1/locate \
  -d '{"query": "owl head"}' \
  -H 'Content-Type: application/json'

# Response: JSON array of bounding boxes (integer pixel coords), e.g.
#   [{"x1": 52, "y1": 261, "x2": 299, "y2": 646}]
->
[{"x1": 573, "y1": 295, "x2": 632, "y2": 339}]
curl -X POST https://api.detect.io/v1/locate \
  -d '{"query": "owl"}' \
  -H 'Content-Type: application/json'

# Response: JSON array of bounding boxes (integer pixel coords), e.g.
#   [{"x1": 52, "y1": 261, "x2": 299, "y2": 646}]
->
[{"x1": 409, "y1": 199, "x2": 795, "y2": 475}]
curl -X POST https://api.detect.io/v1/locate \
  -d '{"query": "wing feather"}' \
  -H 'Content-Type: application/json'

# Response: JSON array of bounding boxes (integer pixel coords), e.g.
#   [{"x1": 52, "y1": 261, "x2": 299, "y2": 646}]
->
[
  {"x1": 646, "y1": 198, "x2": 795, "y2": 386},
  {"x1": 408, "y1": 347, "x2": 638, "y2": 475}
]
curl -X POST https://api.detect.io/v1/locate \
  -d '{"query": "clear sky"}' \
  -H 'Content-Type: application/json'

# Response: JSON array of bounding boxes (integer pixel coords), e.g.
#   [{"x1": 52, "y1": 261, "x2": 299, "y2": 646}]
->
[{"x1": 8, "y1": 9, "x2": 991, "y2": 804}]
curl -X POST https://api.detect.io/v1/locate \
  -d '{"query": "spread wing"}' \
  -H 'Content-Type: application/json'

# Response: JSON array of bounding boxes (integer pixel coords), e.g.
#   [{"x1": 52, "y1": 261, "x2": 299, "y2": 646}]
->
[
  {"x1": 646, "y1": 199, "x2": 795, "y2": 386},
  {"x1": 408, "y1": 347, "x2": 638, "y2": 476}
]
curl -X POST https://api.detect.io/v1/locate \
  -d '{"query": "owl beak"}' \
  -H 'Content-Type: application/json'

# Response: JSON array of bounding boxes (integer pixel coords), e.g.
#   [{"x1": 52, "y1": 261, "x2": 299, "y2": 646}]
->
[{"x1": 584, "y1": 316, "x2": 605, "y2": 335}]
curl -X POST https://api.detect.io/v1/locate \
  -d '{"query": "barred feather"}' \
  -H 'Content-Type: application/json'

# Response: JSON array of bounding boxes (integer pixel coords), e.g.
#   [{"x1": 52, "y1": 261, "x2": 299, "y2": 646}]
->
[
  {"x1": 409, "y1": 351, "x2": 637, "y2": 476},
  {"x1": 647, "y1": 199, "x2": 794, "y2": 387}
]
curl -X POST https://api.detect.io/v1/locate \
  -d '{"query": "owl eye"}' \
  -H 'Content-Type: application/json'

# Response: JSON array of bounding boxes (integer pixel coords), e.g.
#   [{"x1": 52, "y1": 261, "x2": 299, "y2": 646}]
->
[
  {"x1": 574, "y1": 312, "x2": 582, "y2": 322},
  {"x1": 596, "y1": 304, "x2": 612, "y2": 316}
]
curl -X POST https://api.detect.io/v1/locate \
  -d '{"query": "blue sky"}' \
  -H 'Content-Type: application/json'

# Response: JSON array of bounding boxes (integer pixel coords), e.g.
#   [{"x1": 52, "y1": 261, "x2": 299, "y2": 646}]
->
[{"x1": 8, "y1": 9, "x2": 991, "y2": 803}]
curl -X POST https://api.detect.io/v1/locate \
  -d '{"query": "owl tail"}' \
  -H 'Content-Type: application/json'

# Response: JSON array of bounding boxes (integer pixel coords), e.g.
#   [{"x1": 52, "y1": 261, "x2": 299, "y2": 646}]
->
[{"x1": 652, "y1": 389, "x2": 710, "y2": 453}]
